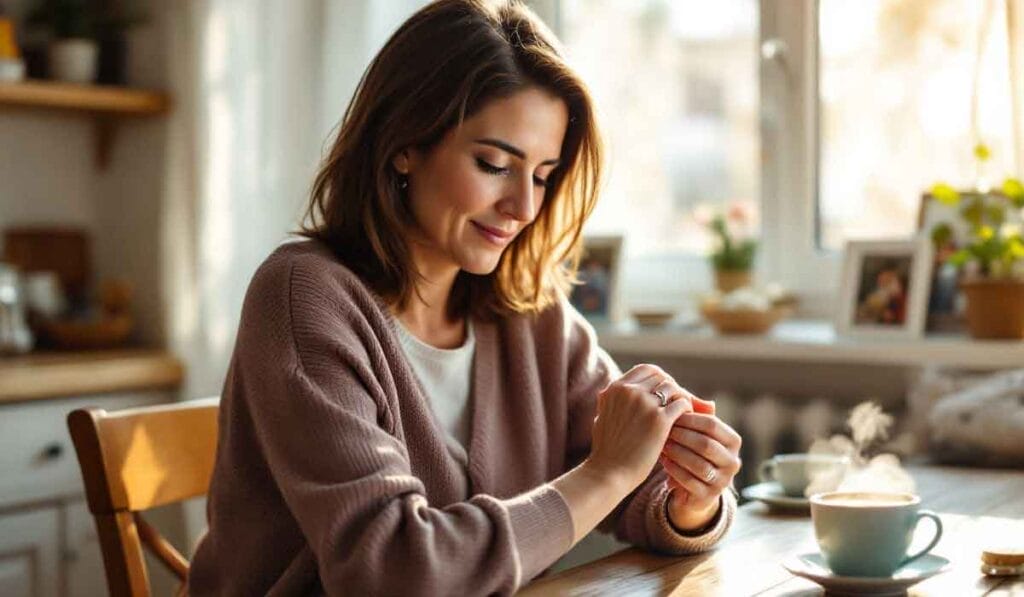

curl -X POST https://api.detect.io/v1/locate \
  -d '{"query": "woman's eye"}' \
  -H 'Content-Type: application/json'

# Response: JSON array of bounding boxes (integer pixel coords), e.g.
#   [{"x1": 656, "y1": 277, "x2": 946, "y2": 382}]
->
[
  {"x1": 533, "y1": 176, "x2": 550, "y2": 188},
  {"x1": 475, "y1": 158, "x2": 508, "y2": 176}
]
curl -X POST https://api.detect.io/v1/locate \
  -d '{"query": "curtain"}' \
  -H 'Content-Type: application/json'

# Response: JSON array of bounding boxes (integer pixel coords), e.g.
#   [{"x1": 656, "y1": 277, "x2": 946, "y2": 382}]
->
[
  {"x1": 1009, "y1": 0, "x2": 1024, "y2": 175},
  {"x1": 158, "y1": 0, "x2": 428, "y2": 543}
]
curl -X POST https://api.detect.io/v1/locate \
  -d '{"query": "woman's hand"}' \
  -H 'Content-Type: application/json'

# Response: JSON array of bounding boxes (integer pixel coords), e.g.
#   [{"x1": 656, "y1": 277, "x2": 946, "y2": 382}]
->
[
  {"x1": 585, "y1": 365, "x2": 695, "y2": 490},
  {"x1": 660, "y1": 412, "x2": 742, "y2": 532}
]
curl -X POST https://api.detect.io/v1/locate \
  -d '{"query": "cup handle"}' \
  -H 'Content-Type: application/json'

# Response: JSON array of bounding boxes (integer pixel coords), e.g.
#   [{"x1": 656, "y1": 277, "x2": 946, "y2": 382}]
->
[
  {"x1": 758, "y1": 460, "x2": 775, "y2": 483},
  {"x1": 898, "y1": 510, "x2": 943, "y2": 569}
]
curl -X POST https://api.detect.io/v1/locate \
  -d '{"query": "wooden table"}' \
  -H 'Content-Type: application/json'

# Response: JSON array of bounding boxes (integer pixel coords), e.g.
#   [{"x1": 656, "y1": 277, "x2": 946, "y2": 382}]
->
[{"x1": 522, "y1": 467, "x2": 1024, "y2": 596}]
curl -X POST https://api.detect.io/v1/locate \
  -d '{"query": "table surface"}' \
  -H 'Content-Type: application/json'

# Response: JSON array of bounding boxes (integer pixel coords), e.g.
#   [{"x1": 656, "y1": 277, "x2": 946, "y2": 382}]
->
[{"x1": 521, "y1": 466, "x2": 1024, "y2": 596}]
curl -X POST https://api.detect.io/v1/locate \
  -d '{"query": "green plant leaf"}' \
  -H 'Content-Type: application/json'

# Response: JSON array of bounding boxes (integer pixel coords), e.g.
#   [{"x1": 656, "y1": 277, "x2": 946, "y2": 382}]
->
[
  {"x1": 948, "y1": 248, "x2": 972, "y2": 267},
  {"x1": 931, "y1": 183, "x2": 960, "y2": 206},
  {"x1": 930, "y1": 223, "x2": 953, "y2": 247},
  {"x1": 961, "y1": 197, "x2": 985, "y2": 228},
  {"x1": 985, "y1": 203, "x2": 1006, "y2": 227}
]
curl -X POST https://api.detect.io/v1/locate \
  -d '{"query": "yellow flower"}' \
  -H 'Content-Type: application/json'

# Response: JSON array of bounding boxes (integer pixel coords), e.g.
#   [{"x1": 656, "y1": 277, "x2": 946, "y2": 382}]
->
[
  {"x1": 930, "y1": 183, "x2": 960, "y2": 206},
  {"x1": 974, "y1": 142, "x2": 991, "y2": 162},
  {"x1": 978, "y1": 225, "x2": 995, "y2": 240}
]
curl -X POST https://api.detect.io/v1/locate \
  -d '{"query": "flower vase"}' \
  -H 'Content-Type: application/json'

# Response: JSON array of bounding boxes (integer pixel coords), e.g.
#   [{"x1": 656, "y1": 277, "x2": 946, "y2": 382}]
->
[{"x1": 715, "y1": 269, "x2": 752, "y2": 293}]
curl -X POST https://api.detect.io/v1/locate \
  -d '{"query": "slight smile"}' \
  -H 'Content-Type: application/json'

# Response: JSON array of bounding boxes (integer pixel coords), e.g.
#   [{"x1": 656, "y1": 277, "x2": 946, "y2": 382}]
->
[{"x1": 471, "y1": 221, "x2": 515, "y2": 246}]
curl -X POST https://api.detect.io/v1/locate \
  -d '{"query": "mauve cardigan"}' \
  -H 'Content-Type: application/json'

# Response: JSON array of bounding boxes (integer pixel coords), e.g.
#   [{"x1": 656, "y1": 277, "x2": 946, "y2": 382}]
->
[{"x1": 187, "y1": 240, "x2": 735, "y2": 596}]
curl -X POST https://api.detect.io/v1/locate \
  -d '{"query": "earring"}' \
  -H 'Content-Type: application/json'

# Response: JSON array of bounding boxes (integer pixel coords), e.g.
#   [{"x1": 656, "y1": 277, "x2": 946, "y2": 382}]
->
[{"x1": 397, "y1": 174, "x2": 409, "y2": 190}]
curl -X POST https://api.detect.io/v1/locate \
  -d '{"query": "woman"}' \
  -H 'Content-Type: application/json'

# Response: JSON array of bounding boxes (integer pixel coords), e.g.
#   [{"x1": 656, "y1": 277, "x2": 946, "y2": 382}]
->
[{"x1": 189, "y1": 1, "x2": 741, "y2": 595}]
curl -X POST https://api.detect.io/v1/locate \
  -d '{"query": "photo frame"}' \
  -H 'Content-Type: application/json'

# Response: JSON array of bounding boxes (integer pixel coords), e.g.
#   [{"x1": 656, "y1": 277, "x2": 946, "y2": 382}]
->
[
  {"x1": 836, "y1": 238, "x2": 933, "y2": 339},
  {"x1": 569, "y1": 235, "x2": 623, "y2": 325},
  {"x1": 917, "y1": 192, "x2": 971, "y2": 333}
]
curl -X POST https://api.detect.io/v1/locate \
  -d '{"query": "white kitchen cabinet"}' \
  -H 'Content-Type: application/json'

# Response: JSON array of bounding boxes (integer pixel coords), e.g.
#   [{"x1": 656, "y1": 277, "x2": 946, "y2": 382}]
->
[
  {"x1": 0, "y1": 507, "x2": 60, "y2": 597},
  {"x1": 0, "y1": 390, "x2": 181, "y2": 597}
]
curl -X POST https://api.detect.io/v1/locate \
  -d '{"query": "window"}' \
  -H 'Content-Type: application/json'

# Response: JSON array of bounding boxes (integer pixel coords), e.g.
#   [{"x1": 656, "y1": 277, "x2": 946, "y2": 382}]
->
[
  {"x1": 558, "y1": 0, "x2": 761, "y2": 259},
  {"x1": 818, "y1": 0, "x2": 1018, "y2": 252}
]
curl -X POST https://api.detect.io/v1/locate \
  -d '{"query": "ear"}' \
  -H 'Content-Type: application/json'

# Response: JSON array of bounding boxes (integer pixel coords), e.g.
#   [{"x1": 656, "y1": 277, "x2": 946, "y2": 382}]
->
[{"x1": 392, "y1": 149, "x2": 413, "y2": 175}]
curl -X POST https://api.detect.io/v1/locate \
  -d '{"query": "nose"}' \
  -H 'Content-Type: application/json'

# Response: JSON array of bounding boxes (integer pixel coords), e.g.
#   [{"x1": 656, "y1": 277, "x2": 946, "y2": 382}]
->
[{"x1": 499, "y1": 177, "x2": 538, "y2": 223}]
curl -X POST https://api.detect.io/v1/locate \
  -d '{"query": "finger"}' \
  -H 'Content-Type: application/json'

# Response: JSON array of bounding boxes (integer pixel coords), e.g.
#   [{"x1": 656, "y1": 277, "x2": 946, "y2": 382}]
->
[
  {"x1": 667, "y1": 428, "x2": 736, "y2": 470},
  {"x1": 651, "y1": 379, "x2": 694, "y2": 409},
  {"x1": 620, "y1": 363, "x2": 668, "y2": 384},
  {"x1": 663, "y1": 393, "x2": 694, "y2": 420},
  {"x1": 673, "y1": 413, "x2": 742, "y2": 450},
  {"x1": 660, "y1": 456, "x2": 714, "y2": 501},
  {"x1": 662, "y1": 442, "x2": 722, "y2": 487},
  {"x1": 692, "y1": 397, "x2": 716, "y2": 415}
]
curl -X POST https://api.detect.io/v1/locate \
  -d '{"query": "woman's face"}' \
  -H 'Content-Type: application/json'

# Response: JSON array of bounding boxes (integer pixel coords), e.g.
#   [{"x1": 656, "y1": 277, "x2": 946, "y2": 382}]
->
[{"x1": 394, "y1": 86, "x2": 569, "y2": 276}]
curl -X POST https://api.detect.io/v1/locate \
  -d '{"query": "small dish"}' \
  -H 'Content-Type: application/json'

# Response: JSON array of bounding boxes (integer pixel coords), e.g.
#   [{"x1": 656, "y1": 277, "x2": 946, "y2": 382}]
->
[
  {"x1": 740, "y1": 481, "x2": 810, "y2": 512},
  {"x1": 631, "y1": 310, "x2": 676, "y2": 327},
  {"x1": 782, "y1": 552, "x2": 951, "y2": 596}
]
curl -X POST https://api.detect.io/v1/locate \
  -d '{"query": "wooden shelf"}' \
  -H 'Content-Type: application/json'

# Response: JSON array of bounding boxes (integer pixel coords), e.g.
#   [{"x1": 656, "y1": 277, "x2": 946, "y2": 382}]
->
[
  {"x1": 0, "y1": 80, "x2": 169, "y2": 115},
  {"x1": 0, "y1": 80, "x2": 171, "y2": 168},
  {"x1": 0, "y1": 349, "x2": 184, "y2": 404},
  {"x1": 596, "y1": 319, "x2": 1024, "y2": 370}
]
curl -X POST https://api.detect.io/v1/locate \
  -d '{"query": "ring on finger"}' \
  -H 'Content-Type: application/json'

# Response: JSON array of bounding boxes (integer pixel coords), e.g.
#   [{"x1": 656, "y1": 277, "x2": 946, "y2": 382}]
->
[
  {"x1": 703, "y1": 467, "x2": 717, "y2": 484},
  {"x1": 653, "y1": 389, "x2": 668, "y2": 407}
]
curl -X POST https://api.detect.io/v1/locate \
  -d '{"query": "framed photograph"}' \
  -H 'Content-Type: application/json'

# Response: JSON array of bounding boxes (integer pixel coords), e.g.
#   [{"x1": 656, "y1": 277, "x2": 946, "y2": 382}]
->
[
  {"x1": 569, "y1": 235, "x2": 623, "y2": 324},
  {"x1": 836, "y1": 239, "x2": 933, "y2": 339},
  {"x1": 917, "y1": 192, "x2": 970, "y2": 333}
]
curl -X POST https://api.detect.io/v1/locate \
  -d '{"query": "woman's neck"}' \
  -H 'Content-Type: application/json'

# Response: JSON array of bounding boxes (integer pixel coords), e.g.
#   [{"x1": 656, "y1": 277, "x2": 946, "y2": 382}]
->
[{"x1": 393, "y1": 247, "x2": 466, "y2": 349}]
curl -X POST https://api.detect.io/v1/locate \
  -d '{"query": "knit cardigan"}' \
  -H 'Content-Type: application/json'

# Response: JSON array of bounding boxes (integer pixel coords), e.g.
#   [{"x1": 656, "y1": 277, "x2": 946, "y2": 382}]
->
[{"x1": 187, "y1": 240, "x2": 735, "y2": 596}]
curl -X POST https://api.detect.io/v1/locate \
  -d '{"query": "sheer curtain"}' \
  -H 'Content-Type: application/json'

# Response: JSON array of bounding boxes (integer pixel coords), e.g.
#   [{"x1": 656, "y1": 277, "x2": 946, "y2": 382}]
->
[
  {"x1": 158, "y1": 0, "x2": 427, "y2": 542},
  {"x1": 1010, "y1": 0, "x2": 1024, "y2": 174}
]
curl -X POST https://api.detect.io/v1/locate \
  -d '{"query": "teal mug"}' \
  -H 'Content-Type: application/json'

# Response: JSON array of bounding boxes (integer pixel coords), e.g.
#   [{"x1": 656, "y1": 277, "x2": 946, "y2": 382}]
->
[{"x1": 810, "y1": 491, "x2": 943, "y2": 577}]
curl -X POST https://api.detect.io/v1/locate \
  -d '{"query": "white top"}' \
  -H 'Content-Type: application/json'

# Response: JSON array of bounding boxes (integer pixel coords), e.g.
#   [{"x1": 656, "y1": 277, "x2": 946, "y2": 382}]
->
[{"x1": 394, "y1": 318, "x2": 476, "y2": 450}]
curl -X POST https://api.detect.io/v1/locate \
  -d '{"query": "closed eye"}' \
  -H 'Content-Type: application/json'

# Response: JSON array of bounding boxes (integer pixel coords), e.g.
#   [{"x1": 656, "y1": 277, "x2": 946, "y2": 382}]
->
[
  {"x1": 477, "y1": 157, "x2": 551, "y2": 189},
  {"x1": 476, "y1": 158, "x2": 508, "y2": 176}
]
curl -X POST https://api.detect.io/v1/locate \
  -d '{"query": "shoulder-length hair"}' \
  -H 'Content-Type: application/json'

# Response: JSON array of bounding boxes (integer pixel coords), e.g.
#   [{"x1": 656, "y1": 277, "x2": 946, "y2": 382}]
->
[{"x1": 300, "y1": 0, "x2": 603, "y2": 319}]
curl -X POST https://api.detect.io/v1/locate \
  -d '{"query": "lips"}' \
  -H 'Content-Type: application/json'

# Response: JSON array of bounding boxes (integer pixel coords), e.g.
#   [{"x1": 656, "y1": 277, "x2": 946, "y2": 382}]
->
[{"x1": 471, "y1": 221, "x2": 515, "y2": 245}]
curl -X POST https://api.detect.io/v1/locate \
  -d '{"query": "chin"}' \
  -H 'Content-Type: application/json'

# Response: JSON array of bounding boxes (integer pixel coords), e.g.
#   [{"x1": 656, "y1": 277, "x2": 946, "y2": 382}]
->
[{"x1": 459, "y1": 252, "x2": 503, "y2": 276}]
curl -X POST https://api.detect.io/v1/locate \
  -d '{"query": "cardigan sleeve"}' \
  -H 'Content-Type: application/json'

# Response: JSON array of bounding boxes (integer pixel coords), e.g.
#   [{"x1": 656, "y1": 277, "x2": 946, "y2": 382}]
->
[
  {"x1": 232, "y1": 260, "x2": 573, "y2": 596},
  {"x1": 560, "y1": 299, "x2": 735, "y2": 554}
]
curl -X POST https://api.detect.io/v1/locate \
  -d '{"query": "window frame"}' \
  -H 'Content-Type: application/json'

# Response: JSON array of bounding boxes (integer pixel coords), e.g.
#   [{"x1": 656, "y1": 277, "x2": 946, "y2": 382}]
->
[{"x1": 541, "y1": 0, "x2": 840, "y2": 317}]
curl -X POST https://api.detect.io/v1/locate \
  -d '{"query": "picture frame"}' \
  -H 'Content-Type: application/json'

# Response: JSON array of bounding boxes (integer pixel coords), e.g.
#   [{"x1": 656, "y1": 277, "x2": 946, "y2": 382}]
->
[
  {"x1": 836, "y1": 238, "x2": 933, "y2": 339},
  {"x1": 569, "y1": 235, "x2": 623, "y2": 325},
  {"x1": 916, "y1": 192, "x2": 971, "y2": 333}
]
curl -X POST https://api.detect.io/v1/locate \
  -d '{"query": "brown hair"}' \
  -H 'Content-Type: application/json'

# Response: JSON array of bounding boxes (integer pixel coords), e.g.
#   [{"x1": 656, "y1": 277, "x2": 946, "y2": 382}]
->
[{"x1": 300, "y1": 0, "x2": 603, "y2": 318}]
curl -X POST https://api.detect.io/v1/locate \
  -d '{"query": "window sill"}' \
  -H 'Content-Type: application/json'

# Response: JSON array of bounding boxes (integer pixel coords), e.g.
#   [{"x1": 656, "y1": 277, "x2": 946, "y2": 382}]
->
[{"x1": 595, "y1": 319, "x2": 1024, "y2": 370}]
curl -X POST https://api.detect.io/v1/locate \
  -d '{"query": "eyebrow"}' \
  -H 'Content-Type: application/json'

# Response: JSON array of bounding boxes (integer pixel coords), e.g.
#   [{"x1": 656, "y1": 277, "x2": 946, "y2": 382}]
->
[{"x1": 474, "y1": 138, "x2": 561, "y2": 166}]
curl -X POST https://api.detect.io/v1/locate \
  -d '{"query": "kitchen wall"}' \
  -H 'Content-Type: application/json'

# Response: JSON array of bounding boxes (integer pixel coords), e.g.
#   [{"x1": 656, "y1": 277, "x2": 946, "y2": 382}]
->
[{"x1": 1, "y1": 0, "x2": 170, "y2": 349}]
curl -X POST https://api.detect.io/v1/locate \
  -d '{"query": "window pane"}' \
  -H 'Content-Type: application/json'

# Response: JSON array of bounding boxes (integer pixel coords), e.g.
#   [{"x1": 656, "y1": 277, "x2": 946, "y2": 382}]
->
[
  {"x1": 818, "y1": 0, "x2": 1016, "y2": 252},
  {"x1": 560, "y1": 0, "x2": 760, "y2": 256}
]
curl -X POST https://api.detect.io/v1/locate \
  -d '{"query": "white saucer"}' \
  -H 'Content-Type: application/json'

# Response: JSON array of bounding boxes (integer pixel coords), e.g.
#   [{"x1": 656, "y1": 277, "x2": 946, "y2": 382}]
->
[
  {"x1": 782, "y1": 552, "x2": 951, "y2": 596},
  {"x1": 741, "y1": 481, "x2": 810, "y2": 511}
]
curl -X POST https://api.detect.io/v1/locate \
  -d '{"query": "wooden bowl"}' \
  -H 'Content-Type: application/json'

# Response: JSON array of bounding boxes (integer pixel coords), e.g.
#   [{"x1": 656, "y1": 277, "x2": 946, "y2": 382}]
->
[
  {"x1": 700, "y1": 304, "x2": 788, "y2": 335},
  {"x1": 632, "y1": 310, "x2": 677, "y2": 327},
  {"x1": 40, "y1": 315, "x2": 134, "y2": 349}
]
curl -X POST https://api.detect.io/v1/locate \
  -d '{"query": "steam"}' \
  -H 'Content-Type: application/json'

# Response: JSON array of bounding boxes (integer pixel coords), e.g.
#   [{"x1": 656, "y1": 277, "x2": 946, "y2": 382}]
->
[{"x1": 805, "y1": 401, "x2": 916, "y2": 496}]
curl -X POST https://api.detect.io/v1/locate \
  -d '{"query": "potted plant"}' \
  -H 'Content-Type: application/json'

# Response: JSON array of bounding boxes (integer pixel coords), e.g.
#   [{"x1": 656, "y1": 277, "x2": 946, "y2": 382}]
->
[
  {"x1": 27, "y1": 0, "x2": 99, "y2": 83},
  {"x1": 706, "y1": 202, "x2": 758, "y2": 292},
  {"x1": 929, "y1": 145, "x2": 1024, "y2": 339}
]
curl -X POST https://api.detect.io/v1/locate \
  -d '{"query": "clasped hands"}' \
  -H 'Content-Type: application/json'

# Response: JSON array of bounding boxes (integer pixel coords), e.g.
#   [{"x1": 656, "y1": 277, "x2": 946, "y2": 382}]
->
[{"x1": 590, "y1": 364, "x2": 742, "y2": 533}]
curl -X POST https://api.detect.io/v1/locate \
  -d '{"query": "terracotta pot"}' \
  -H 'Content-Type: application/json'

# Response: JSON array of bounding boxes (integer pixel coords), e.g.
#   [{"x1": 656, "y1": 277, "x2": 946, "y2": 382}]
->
[
  {"x1": 959, "y1": 278, "x2": 1024, "y2": 339},
  {"x1": 714, "y1": 269, "x2": 752, "y2": 293}
]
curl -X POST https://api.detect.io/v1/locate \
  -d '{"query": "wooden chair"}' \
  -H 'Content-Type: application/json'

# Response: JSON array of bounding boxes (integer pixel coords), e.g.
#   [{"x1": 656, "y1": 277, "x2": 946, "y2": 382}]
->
[{"x1": 67, "y1": 397, "x2": 219, "y2": 597}]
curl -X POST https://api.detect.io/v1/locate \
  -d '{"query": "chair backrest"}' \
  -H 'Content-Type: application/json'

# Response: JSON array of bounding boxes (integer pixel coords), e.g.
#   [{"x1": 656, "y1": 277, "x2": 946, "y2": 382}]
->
[{"x1": 67, "y1": 397, "x2": 219, "y2": 597}]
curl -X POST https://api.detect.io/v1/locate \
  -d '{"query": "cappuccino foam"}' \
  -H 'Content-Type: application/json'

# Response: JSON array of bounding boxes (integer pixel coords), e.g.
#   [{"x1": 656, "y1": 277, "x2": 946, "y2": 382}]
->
[{"x1": 818, "y1": 492, "x2": 914, "y2": 507}]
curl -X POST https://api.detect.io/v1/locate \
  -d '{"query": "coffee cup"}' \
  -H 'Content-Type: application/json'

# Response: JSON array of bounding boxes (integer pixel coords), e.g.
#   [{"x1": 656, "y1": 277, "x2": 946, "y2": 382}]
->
[
  {"x1": 810, "y1": 491, "x2": 943, "y2": 577},
  {"x1": 758, "y1": 453, "x2": 848, "y2": 497}
]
